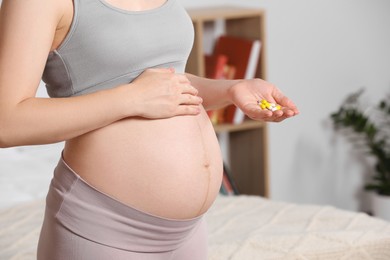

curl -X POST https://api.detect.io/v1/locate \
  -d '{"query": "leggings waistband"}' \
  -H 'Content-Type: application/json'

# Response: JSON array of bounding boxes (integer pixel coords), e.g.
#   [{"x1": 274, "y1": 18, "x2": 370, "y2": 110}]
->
[{"x1": 45, "y1": 157, "x2": 204, "y2": 253}]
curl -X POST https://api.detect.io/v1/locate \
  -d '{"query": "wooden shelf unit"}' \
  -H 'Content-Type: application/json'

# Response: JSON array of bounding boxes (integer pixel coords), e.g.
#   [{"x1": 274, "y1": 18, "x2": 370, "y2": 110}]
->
[
  {"x1": 186, "y1": 6, "x2": 269, "y2": 197},
  {"x1": 186, "y1": 6, "x2": 267, "y2": 79}
]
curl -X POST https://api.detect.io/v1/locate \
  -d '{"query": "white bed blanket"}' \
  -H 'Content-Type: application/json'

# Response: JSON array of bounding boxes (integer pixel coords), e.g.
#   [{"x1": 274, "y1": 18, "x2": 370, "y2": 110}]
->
[
  {"x1": 207, "y1": 196, "x2": 390, "y2": 259},
  {"x1": 1, "y1": 196, "x2": 390, "y2": 260}
]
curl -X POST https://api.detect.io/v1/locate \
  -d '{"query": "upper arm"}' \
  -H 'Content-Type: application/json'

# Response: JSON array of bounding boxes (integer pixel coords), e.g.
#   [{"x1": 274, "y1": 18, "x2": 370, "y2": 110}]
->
[{"x1": 0, "y1": 0, "x2": 64, "y2": 107}]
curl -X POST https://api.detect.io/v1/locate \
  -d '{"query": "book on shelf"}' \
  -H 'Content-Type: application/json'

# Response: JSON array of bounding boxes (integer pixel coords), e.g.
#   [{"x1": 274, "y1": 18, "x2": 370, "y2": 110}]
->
[
  {"x1": 213, "y1": 35, "x2": 261, "y2": 80},
  {"x1": 205, "y1": 53, "x2": 236, "y2": 124},
  {"x1": 206, "y1": 35, "x2": 262, "y2": 125},
  {"x1": 204, "y1": 54, "x2": 228, "y2": 79}
]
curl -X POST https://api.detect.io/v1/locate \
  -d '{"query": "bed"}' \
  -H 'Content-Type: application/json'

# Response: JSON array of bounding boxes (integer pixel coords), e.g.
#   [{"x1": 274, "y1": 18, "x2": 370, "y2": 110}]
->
[
  {"x1": 1, "y1": 144, "x2": 390, "y2": 259},
  {"x1": 1, "y1": 195, "x2": 390, "y2": 260}
]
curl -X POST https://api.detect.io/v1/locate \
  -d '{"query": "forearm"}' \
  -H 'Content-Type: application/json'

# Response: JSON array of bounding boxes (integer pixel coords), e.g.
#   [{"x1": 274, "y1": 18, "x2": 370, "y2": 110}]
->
[
  {"x1": 0, "y1": 86, "x2": 129, "y2": 148},
  {"x1": 186, "y1": 73, "x2": 242, "y2": 110}
]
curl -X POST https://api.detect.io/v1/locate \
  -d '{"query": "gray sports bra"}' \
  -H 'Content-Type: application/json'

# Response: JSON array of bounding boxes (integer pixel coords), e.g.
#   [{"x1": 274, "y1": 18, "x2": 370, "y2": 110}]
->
[{"x1": 42, "y1": 0, "x2": 194, "y2": 98}]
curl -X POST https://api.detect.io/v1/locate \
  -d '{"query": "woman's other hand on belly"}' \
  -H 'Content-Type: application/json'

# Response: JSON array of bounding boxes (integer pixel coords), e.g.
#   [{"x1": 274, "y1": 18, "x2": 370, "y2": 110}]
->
[{"x1": 120, "y1": 68, "x2": 203, "y2": 119}]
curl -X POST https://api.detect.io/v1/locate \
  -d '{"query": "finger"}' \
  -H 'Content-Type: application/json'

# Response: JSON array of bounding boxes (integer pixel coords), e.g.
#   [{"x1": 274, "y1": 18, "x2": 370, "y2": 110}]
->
[
  {"x1": 271, "y1": 112, "x2": 290, "y2": 122},
  {"x1": 266, "y1": 107, "x2": 298, "y2": 122},
  {"x1": 150, "y1": 67, "x2": 174, "y2": 73},
  {"x1": 176, "y1": 105, "x2": 202, "y2": 116},
  {"x1": 282, "y1": 107, "x2": 296, "y2": 117},
  {"x1": 179, "y1": 94, "x2": 203, "y2": 105},
  {"x1": 180, "y1": 84, "x2": 199, "y2": 96},
  {"x1": 281, "y1": 98, "x2": 299, "y2": 115},
  {"x1": 289, "y1": 102, "x2": 300, "y2": 115},
  {"x1": 274, "y1": 94, "x2": 299, "y2": 115},
  {"x1": 262, "y1": 110, "x2": 284, "y2": 122},
  {"x1": 175, "y1": 74, "x2": 191, "y2": 84},
  {"x1": 245, "y1": 103, "x2": 273, "y2": 120}
]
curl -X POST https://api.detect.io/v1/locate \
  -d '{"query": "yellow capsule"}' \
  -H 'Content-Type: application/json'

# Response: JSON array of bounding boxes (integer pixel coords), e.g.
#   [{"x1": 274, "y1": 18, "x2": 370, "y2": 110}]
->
[{"x1": 259, "y1": 99, "x2": 282, "y2": 111}]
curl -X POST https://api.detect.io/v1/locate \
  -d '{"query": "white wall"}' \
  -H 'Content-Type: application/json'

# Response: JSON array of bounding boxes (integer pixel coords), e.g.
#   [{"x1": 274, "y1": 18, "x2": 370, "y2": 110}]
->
[
  {"x1": 181, "y1": 0, "x2": 390, "y2": 211},
  {"x1": 1, "y1": 0, "x2": 390, "y2": 212}
]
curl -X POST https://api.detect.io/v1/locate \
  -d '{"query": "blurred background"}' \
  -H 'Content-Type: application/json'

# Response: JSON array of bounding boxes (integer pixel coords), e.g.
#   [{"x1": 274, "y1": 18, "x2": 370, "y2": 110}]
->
[{"x1": 1, "y1": 0, "x2": 389, "y2": 213}]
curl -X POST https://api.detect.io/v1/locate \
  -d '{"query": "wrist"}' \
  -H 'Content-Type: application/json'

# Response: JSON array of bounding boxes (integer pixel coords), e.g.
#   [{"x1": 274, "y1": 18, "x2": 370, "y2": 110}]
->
[
  {"x1": 110, "y1": 83, "x2": 140, "y2": 118},
  {"x1": 227, "y1": 79, "x2": 245, "y2": 104}
]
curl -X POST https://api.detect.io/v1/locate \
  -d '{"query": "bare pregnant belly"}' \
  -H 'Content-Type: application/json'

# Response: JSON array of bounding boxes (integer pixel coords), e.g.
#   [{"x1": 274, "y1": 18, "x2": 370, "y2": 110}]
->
[{"x1": 62, "y1": 108, "x2": 223, "y2": 219}]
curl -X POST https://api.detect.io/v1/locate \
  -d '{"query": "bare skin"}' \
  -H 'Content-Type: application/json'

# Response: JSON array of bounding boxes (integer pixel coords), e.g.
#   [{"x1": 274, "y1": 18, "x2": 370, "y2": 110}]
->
[{"x1": 0, "y1": 0, "x2": 299, "y2": 219}]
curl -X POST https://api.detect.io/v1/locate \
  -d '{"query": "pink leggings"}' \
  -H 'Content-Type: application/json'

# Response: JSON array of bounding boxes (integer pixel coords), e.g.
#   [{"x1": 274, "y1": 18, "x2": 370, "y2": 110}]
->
[{"x1": 37, "y1": 158, "x2": 208, "y2": 260}]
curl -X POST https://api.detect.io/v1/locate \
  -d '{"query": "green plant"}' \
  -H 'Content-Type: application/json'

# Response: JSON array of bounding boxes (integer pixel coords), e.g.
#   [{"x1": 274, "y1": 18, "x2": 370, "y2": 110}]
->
[{"x1": 330, "y1": 89, "x2": 390, "y2": 196}]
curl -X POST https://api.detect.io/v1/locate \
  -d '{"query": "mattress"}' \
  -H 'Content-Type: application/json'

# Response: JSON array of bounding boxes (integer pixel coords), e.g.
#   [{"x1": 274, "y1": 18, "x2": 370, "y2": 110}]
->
[{"x1": 1, "y1": 196, "x2": 390, "y2": 260}]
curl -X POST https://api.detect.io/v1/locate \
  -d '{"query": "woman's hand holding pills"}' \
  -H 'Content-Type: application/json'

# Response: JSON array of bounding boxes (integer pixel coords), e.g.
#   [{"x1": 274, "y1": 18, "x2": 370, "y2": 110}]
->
[{"x1": 228, "y1": 78, "x2": 299, "y2": 122}]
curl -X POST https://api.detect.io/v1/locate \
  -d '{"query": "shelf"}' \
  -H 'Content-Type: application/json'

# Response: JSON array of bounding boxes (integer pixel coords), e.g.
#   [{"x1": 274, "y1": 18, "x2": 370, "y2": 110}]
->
[
  {"x1": 186, "y1": 6, "x2": 269, "y2": 197},
  {"x1": 213, "y1": 120, "x2": 266, "y2": 134},
  {"x1": 214, "y1": 120, "x2": 269, "y2": 197},
  {"x1": 186, "y1": 5, "x2": 267, "y2": 79},
  {"x1": 187, "y1": 6, "x2": 265, "y2": 21}
]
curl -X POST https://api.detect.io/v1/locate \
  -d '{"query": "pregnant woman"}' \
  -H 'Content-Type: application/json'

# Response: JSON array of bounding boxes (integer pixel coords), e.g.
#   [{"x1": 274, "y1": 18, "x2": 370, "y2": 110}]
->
[{"x1": 0, "y1": 0, "x2": 298, "y2": 259}]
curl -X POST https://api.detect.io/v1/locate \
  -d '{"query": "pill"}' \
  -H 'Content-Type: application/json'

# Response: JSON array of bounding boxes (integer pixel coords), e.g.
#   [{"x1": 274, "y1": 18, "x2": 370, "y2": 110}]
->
[{"x1": 258, "y1": 99, "x2": 281, "y2": 111}]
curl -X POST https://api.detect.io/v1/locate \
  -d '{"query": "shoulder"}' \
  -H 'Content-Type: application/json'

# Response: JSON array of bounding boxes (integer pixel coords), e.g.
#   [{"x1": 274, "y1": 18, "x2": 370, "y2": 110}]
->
[{"x1": 0, "y1": 0, "x2": 70, "y2": 28}]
